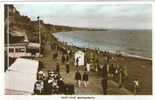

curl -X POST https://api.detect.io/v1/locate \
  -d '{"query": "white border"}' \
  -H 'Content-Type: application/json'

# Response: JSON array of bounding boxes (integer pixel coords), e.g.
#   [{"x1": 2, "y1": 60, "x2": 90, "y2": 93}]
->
[{"x1": 0, "y1": 2, "x2": 154, "y2": 100}]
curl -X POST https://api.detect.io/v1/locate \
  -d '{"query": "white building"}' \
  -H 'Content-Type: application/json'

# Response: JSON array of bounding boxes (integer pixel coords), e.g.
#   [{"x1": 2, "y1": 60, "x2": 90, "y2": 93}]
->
[{"x1": 74, "y1": 50, "x2": 85, "y2": 66}]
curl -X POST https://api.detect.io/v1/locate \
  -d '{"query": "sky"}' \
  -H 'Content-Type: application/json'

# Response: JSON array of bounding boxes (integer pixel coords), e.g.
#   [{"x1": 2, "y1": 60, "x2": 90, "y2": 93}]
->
[{"x1": 14, "y1": 4, "x2": 152, "y2": 29}]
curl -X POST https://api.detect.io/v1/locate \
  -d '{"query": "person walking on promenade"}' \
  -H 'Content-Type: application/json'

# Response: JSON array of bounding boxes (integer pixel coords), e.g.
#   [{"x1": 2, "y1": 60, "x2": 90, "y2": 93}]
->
[
  {"x1": 82, "y1": 71, "x2": 89, "y2": 88},
  {"x1": 102, "y1": 63, "x2": 108, "y2": 78},
  {"x1": 56, "y1": 63, "x2": 60, "y2": 74},
  {"x1": 118, "y1": 65, "x2": 128, "y2": 88},
  {"x1": 86, "y1": 62, "x2": 90, "y2": 73},
  {"x1": 101, "y1": 77, "x2": 108, "y2": 95},
  {"x1": 53, "y1": 51, "x2": 58, "y2": 60},
  {"x1": 75, "y1": 70, "x2": 82, "y2": 87},
  {"x1": 118, "y1": 67, "x2": 123, "y2": 88},
  {"x1": 43, "y1": 76, "x2": 50, "y2": 94},
  {"x1": 61, "y1": 54, "x2": 65, "y2": 64},
  {"x1": 76, "y1": 57, "x2": 79, "y2": 67},
  {"x1": 76, "y1": 64, "x2": 79, "y2": 70},
  {"x1": 66, "y1": 62, "x2": 70, "y2": 74},
  {"x1": 133, "y1": 79, "x2": 139, "y2": 95},
  {"x1": 109, "y1": 63, "x2": 115, "y2": 78},
  {"x1": 34, "y1": 80, "x2": 44, "y2": 95},
  {"x1": 113, "y1": 64, "x2": 120, "y2": 82},
  {"x1": 100, "y1": 62, "x2": 108, "y2": 94}
]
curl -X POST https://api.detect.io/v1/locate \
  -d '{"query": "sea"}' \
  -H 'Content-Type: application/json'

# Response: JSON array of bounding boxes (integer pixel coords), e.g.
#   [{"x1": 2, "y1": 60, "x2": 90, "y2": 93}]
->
[{"x1": 53, "y1": 29, "x2": 152, "y2": 60}]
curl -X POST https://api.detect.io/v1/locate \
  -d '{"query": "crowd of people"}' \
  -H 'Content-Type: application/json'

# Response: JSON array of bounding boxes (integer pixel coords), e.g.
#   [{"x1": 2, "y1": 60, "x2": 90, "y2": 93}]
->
[
  {"x1": 83, "y1": 48, "x2": 139, "y2": 94},
  {"x1": 35, "y1": 42, "x2": 140, "y2": 95},
  {"x1": 34, "y1": 70, "x2": 75, "y2": 95}
]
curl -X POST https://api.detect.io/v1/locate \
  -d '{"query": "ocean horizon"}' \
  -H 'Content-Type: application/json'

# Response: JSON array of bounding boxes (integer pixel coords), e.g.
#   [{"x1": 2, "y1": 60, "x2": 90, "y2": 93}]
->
[{"x1": 53, "y1": 29, "x2": 152, "y2": 60}]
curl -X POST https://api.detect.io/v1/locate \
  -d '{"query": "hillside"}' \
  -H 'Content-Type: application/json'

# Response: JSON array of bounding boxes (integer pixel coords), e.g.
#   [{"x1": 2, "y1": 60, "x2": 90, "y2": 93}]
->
[{"x1": 4, "y1": 5, "x2": 107, "y2": 44}]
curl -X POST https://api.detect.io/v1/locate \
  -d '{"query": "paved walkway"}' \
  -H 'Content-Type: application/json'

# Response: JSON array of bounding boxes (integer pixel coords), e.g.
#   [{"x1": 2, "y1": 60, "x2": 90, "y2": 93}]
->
[
  {"x1": 107, "y1": 80, "x2": 133, "y2": 95},
  {"x1": 38, "y1": 42, "x2": 133, "y2": 95},
  {"x1": 74, "y1": 80, "x2": 132, "y2": 95}
]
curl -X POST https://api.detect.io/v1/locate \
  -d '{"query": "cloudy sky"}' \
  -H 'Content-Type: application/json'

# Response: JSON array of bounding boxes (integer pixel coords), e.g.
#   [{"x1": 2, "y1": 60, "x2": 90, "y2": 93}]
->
[{"x1": 14, "y1": 4, "x2": 152, "y2": 29}]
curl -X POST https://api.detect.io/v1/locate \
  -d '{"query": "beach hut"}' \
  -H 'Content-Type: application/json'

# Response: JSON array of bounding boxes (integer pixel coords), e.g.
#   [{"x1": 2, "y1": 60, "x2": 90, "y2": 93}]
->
[
  {"x1": 74, "y1": 50, "x2": 85, "y2": 66},
  {"x1": 5, "y1": 58, "x2": 39, "y2": 95}
]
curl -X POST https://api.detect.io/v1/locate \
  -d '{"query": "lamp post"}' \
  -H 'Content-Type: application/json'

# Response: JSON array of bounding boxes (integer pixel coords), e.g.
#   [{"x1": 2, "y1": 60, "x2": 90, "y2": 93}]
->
[
  {"x1": 37, "y1": 16, "x2": 41, "y2": 56},
  {"x1": 6, "y1": 5, "x2": 10, "y2": 70},
  {"x1": 7, "y1": 5, "x2": 9, "y2": 47}
]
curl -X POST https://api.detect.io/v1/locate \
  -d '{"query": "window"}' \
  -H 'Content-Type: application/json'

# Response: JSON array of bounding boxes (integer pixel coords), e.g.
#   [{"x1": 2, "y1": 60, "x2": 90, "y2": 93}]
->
[
  {"x1": 9, "y1": 48, "x2": 14, "y2": 52},
  {"x1": 15, "y1": 48, "x2": 25, "y2": 52}
]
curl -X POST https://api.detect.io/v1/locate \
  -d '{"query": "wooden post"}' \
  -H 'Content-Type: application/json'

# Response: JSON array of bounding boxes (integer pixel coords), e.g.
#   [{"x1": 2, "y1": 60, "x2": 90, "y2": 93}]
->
[
  {"x1": 37, "y1": 16, "x2": 41, "y2": 56},
  {"x1": 7, "y1": 5, "x2": 10, "y2": 68}
]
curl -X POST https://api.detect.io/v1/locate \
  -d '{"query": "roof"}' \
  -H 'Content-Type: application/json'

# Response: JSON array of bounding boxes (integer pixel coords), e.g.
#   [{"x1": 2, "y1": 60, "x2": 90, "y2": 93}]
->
[
  {"x1": 75, "y1": 50, "x2": 84, "y2": 54},
  {"x1": 10, "y1": 31, "x2": 25, "y2": 37},
  {"x1": 8, "y1": 58, "x2": 38, "y2": 74},
  {"x1": 5, "y1": 58, "x2": 39, "y2": 94},
  {"x1": 8, "y1": 43, "x2": 28, "y2": 46},
  {"x1": 5, "y1": 71, "x2": 36, "y2": 95},
  {"x1": 9, "y1": 31, "x2": 29, "y2": 44}
]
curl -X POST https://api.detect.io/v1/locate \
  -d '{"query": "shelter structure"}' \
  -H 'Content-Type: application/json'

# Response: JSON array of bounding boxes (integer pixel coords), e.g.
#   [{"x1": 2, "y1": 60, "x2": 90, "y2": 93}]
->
[
  {"x1": 7, "y1": 31, "x2": 41, "y2": 58},
  {"x1": 74, "y1": 50, "x2": 85, "y2": 66}
]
